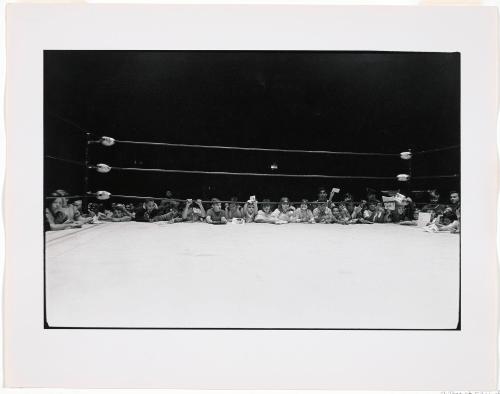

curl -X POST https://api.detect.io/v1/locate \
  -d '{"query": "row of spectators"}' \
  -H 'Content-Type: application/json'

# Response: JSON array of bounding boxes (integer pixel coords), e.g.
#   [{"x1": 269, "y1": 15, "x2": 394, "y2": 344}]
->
[{"x1": 45, "y1": 187, "x2": 460, "y2": 232}]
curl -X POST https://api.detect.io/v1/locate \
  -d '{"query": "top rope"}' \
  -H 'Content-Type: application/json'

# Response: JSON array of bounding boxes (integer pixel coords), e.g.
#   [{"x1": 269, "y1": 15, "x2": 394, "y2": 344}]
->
[{"x1": 90, "y1": 138, "x2": 399, "y2": 157}]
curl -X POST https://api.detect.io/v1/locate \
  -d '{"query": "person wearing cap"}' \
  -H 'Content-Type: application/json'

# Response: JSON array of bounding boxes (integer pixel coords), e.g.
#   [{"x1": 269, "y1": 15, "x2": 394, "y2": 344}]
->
[{"x1": 206, "y1": 198, "x2": 228, "y2": 224}]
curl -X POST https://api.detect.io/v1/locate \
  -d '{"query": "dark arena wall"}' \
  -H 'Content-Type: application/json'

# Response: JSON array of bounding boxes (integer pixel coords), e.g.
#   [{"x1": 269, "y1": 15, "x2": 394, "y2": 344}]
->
[{"x1": 44, "y1": 51, "x2": 460, "y2": 203}]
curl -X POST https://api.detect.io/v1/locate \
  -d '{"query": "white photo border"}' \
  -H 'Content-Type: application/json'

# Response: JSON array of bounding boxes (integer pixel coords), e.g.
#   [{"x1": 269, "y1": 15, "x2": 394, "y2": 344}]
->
[{"x1": 4, "y1": 4, "x2": 498, "y2": 389}]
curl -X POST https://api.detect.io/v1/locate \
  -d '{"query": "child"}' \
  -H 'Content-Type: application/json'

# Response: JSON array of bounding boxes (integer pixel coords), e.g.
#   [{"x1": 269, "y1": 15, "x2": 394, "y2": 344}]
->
[
  {"x1": 272, "y1": 197, "x2": 295, "y2": 223},
  {"x1": 312, "y1": 202, "x2": 333, "y2": 223},
  {"x1": 206, "y1": 198, "x2": 228, "y2": 224},
  {"x1": 363, "y1": 202, "x2": 386, "y2": 223},
  {"x1": 109, "y1": 203, "x2": 133, "y2": 222},
  {"x1": 45, "y1": 197, "x2": 83, "y2": 231},
  {"x1": 243, "y1": 197, "x2": 258, "y2": 223},
  {"x1": 225, "y1": 196, "x2": 243, "y2": 219},
  {"x1": 182, "y1": 199, "x2": 206, "y2": 222},
  {"x1": 331, "y1": 205, "x2": 349, "y2": 225},
  {"x1": 348, "y1": 200, "x2": 373, "y2": 224},
  {"x1": 399, "y1": 209, "x2": 420, "y2": 226},
  {"x1": 153, "y1": 200, "x2": 182, "y2": 222},
  {"x1": 292, "y1": 199, "x2": 314, "y2": 223},
  {"x1": 135, "y1": 200, "x2": 159, "y2": 222},
  {"x1": 254, "y1": 199, "x2": 277, "y2": 223}
]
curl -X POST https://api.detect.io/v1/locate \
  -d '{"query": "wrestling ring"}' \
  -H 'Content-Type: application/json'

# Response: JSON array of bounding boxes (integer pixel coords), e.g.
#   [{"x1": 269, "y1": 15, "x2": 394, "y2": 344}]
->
[{"x1": 44, "y1": 122, "x2": 460, "y2": 330}]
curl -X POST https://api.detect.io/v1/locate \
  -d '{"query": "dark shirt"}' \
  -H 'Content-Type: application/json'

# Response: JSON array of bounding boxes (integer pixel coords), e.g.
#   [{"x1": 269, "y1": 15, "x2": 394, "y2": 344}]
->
[
  {"x1": 135, "y1": 208, "x2": 159, "y2": 222},
  {"x1": 206, "y1": 208, "x2": 226, "y2": 222}
]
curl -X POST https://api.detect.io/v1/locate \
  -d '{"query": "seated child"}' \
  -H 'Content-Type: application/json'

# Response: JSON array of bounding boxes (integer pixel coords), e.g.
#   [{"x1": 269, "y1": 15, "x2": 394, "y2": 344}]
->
[
  {"x1": 292, "y1": 199, "x2": 314, "y2": 223},
  {"x1": 135, "y1": 200, "x2": 160, "y2": 222},
  {"x1": 425, "y1": 209, "x2": 459, "y2": 232},
  {"x1": 125, "y1": 203, "x2": 137, "y2": 219},
  {"x1": 363, "y1": 202, "x2": 387, "y2": 223},
  {"x1": 337, "y1": 202, "x2": 353, "y2": 223},
  {"x1": 331, "y1": 205, "x2": 349, "y2": 225},
  {"x1": 254, "y1": 199, "x2": 277, "y2": 223},
  {"x1": 272, "y1": 197, "x2": 295, "y2": 223},
  {"x1": 206, "y1": 198, "x2": 228, "y2": 224},
  {"x1": 243, "y1": 198, "x2": 258, "y2": 223},
  {"x1": 109, "y1": 203, "x2": 134, "y2": 222},
  {"x1": 348, "y1": 201, "x2": 373, "y2": 224},
  {"x1": 45, "y1": 197, "x2": 83, "y2": 231},
  {"x1": 153, "y1": 200, "x2": 182, "y2": 222},
  {"x1": 225, "y1": 197, "x2": 243, "y2": 219},
  {"x1": 312, "y1": 202, "x2": 333, "y2": 223},
  {"x1": 399, "y1": 209, "x2": 420, "y2": 226},
  {"x1": 182, "y1": 199, "x2": 206, "y2": 222}
]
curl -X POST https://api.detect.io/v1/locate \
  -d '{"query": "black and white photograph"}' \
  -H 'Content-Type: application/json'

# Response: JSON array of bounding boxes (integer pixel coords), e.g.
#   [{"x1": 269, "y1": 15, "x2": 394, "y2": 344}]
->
[{"x1": 44, "y1": 50, "x2": 461, "y2": 330}]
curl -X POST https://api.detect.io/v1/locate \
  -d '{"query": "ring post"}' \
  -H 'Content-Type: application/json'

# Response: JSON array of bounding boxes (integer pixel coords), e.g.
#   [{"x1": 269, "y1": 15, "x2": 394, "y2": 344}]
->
[
  {"x1": 84, "y1": 132, "x2": 91, "y2": 211},
  {"x1": 407, "y1": 148, "x2": 412, "y2": 195}
]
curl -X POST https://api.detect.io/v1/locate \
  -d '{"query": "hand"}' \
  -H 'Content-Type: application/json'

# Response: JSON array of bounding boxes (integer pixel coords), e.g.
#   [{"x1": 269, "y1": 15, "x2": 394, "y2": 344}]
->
[
  {"x1": 196, "y1": 199, "x2": 203, "y2": 206},
  {"x1": 186, "y1": 199, "x2": 193, "y2": 205},
  {"x1": 221, "y1": 217, "x2": 227, "y2": 224}
]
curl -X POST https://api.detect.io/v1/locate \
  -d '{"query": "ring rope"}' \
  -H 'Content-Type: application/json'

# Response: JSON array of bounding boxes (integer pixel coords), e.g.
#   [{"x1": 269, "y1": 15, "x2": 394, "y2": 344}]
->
[
  {"x1": 45, "y1": 194, "x2": 87, "y2": 200},
  {"x1": 414, "y1": 145, "x2": 460, "y2": 154},
  {"x1": 91, "y1": 165, "x2": 396, "y2": 180},
  {"x1": 90, "y1": 139, "x2": 399, "y2": 157},
  {"x1": 47, "y1": 112, "x2": 94, "y2": 136},
  {"x1": 412, "y1": 174, "x2": 459, "y2": 179},
  {"x1": 46, "y1": 155, "x2": 86, "y2": 167},
  {"x1": 45, "y1": 193, "x2": 451, "y2": 208}
]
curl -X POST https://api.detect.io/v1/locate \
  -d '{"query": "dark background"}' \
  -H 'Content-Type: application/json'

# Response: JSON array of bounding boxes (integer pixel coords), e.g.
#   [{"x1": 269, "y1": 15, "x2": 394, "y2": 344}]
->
[{"x1": 44, "y1": 51, "x2": 460, "y2": 204}]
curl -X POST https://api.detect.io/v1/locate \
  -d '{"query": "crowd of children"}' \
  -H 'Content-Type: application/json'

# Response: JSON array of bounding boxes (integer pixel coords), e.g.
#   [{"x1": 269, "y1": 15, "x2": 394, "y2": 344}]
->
[{"x1": 45, "y1": 187, "x2": 460, "y2": 233}]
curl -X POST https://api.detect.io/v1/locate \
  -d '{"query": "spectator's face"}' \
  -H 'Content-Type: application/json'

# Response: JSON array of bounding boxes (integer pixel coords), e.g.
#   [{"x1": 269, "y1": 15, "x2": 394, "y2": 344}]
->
[
  {"x1": 212, "y1": 203, "x2": 221, "y2": 212},
  {"x1": 318, "y1": 190, "x2": 327, "y2": 200},
  {"x1": 413, "y1": 210, "x2": 420, "y2": 220},
  {"x1": 263, "y1": 205, "x2": 271, "y2": 214},
  {"x1": 450, "y1": 193, "x2": 460, "y2": 204},
  {"x1": 50, "y1": 198, "x2": 63, "y2": 213},
  {"x1": 443, "y1": 217, "x2": 452, "y2": 225},
  {"x1": 247, "y1": 204, "x2": 255, "y2": 214},
  {"x1": 300, "y1": 203, "x2": 308, "y2": 211},
  {"x1": 319, "y1": 204, "x2": 326, "y2": 213},
  {"x1": 368, "y1": 203, "x2": 376, "y2": 211},
  {"x1": 125, "y1": 204, "x2": 134, "y2": 211},
  {"x1": 367, "y1": 193, "x2": 376, "y2": 200},
  {"x1": 430, "y1": 194, "x2": 439, "y2": 203},
  {"x1": 145, "y1": 201, "x2": 155, "y2": 211},
  {"x1": 281, "y1": 199, "x2": 290, "y2": 211},
  {"x1": 73, "y1": 200, "x2": 82, "y2": 211},
  {"x1": 332, "y1": 208, "x2": 340, "y2": 215}
]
